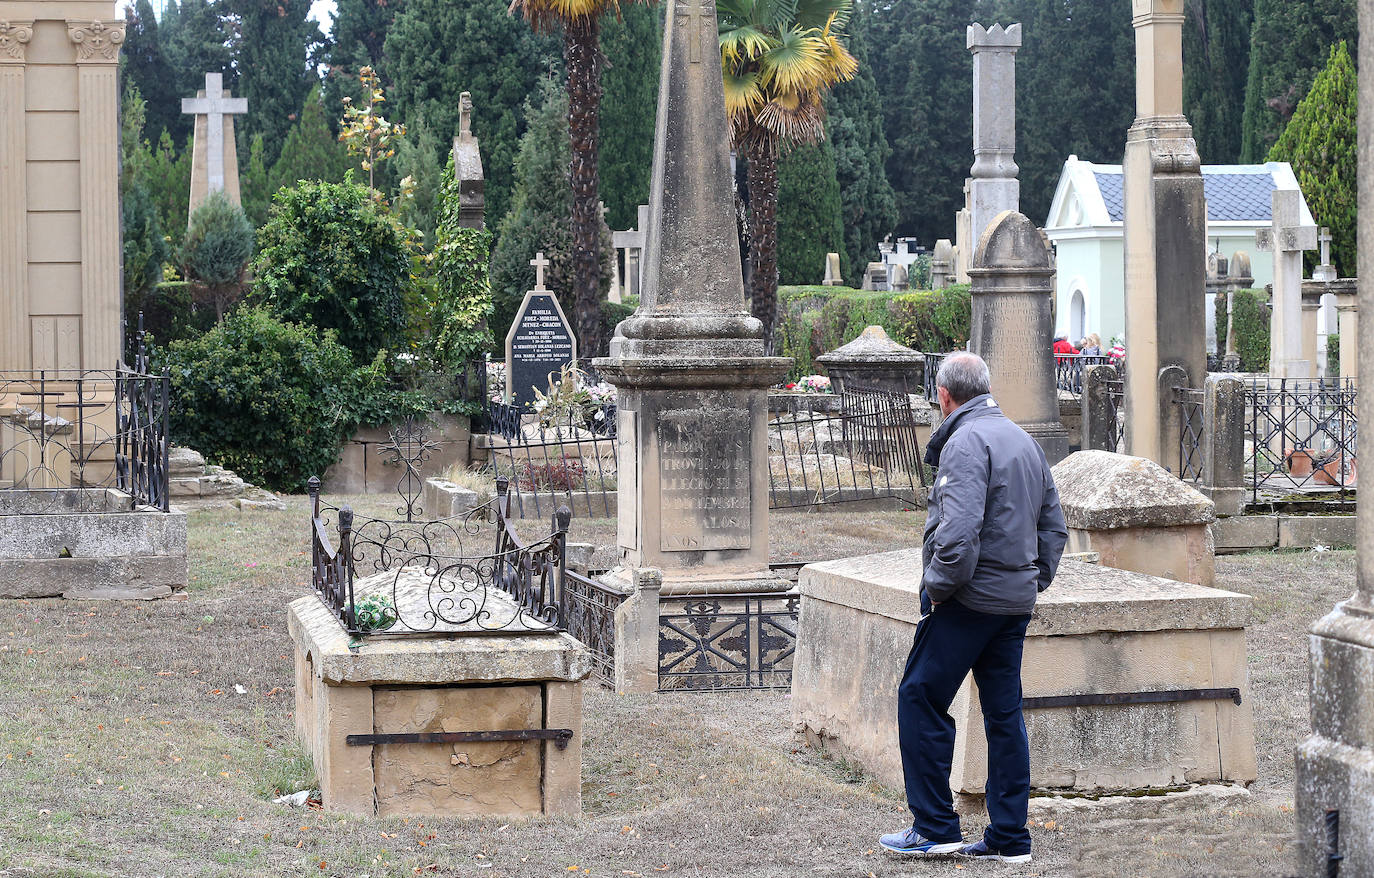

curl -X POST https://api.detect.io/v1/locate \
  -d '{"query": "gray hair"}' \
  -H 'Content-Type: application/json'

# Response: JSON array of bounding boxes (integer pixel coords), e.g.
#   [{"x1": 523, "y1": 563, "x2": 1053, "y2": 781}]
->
[{"x1": 936, "y1": 352, "x2": 991, "y2": 405}]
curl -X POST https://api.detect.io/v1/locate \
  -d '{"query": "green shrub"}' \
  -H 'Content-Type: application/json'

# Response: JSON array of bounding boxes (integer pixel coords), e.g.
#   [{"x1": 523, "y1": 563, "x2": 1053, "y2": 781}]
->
[
  {"x1": 162, "y1": 307, "x2": 358, "y2": 492},
  {"x1": 1327, "y1": 332, "x2": 1340, "y2": 376},
  {"x1": 180, "y1": 190, "x2": 254, "y2": 321},
  {"x1": 250, "y1": 179, "x2": 412, "y2": 363},
  {"x1": 1214, "y1": 288, "x2": 1272, "y2": 372},
  {"x1": 775, "y1": 284, "x2": 971, "y2": 378},
  {"x1": 125, "y1": 281, "x2": 217, "y2": 350},
  {"x1": 425, "y1": 159, "x2": 494, "y2": 372}
]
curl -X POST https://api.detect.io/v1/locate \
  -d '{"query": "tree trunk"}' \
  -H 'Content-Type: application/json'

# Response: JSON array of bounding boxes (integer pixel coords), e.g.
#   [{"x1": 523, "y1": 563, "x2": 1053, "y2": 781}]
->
[
  {"x1": 565, "y1": 17, "x2": 604, "y2": 361},
  {"x1": 745, "y1": 134, "x2": 780, "y2": 355}
]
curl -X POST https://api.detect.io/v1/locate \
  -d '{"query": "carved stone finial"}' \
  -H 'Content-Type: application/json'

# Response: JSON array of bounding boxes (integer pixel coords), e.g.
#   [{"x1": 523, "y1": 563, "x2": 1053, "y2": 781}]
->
[
  {"x1": 68, "y1": 20, "x2": 126, "y2": 62},
  {"x1": 0, "y1": 20, "x2": 33, "y2": 62},
  {"x1": 458, "y1": 91, "x2": 473, "y2": 138}
]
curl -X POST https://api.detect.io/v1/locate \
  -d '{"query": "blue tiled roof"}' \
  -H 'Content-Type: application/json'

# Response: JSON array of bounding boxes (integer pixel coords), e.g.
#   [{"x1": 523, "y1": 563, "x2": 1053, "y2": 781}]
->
[{"x1": 1091, "y1": 168, "x2": 1278, "y2": 223}]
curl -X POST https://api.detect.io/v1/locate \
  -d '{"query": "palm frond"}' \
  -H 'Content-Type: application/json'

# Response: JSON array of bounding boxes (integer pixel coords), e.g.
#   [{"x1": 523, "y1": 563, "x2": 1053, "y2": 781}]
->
[
  {"x1": 759, "y1": 27, "x2": 830, "y2": 95},
  {"x1": 723, "y1": 68, "x2": 767, "y2": 122},
  {"x1": 819, "y1": 32, "x2": 858, "y2": 83},
  {"x1": 718, "y1": 23, "x2": 776, "y2": 61},
  {"x1": 794, "y1": 0, "x2": 849, "y2": 30},
  {"x1": 756, "y1": 91, "x2": 825, "y2": 145},
  {"x1": 715, "y1": 0, "x2": 756, "y2": 28}
]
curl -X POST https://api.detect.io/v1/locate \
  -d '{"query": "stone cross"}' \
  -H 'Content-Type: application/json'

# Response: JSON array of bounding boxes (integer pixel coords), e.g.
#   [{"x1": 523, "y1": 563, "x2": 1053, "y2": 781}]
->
[
  {"x1": 1313, "y1": 226, "x2": 1338, "y2": 282},
  {"x1": 530, "y1": 252, "x2": 550, "y2": 291},
  {"x1": 676, "y1": 0, "x2": 704, "y2": 62},
  {"x1": 1255, "y1": 188, "x2": 1317, "y2": 378},
  {"x1": 967, "y1": 23, "x2": 1022, "y2": 252},
  {"x1": 181, "y1": 73, "x2": 247, "y2": 195}
]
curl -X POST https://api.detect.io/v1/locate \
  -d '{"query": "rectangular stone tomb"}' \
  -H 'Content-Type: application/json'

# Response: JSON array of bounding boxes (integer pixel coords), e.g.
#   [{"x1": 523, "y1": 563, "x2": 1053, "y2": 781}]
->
[
  {"x1": 791, "y1": 551, "x2": 1257, "y2": 794},
  {"x1": 289, "y1": 581, "x2": 593, "y2": 818},
  {"x1": 0, "y1": 489, "x2": 187, "y2": 600}
]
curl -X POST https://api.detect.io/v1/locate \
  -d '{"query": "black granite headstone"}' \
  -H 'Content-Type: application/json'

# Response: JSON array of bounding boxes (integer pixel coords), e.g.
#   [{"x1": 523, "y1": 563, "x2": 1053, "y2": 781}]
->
[{"x1": 505, "y1": 291, "x2": 576, "y2": 408}]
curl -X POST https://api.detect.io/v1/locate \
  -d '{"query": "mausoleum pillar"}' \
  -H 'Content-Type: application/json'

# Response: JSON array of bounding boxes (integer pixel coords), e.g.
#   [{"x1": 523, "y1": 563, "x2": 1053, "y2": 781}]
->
[
  {"x1": 68, "y1": 19, "x2": 123, "y2": 372},
  {"x1": 0, "y1": 21, "x2": 32, "y2": 372}
]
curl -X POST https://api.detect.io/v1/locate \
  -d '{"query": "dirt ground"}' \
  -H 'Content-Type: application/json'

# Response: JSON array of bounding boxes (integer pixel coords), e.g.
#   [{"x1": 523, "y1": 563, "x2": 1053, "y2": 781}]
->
[{"x1": 0, "y1": 496, "x2": 1349, "y2": 877}]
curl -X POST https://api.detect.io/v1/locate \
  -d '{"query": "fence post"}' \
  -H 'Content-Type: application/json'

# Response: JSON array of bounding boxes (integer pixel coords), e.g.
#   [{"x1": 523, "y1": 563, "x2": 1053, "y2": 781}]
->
[
  {"x1": 1083, "y1": 364, "x2": 1118, "y2": 452},
  {"x1": 614, "y1": 567, "x2": 662, "y2": 695},
  {"x1": 1201, "y1": 375, "x2": 1246, "y2": 516}
]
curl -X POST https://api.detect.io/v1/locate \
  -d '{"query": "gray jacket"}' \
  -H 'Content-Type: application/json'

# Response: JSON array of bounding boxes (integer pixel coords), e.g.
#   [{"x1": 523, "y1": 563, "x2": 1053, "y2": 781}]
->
[{"x1": 921, "y1": 394, "x2": 1067, "y2": 615}]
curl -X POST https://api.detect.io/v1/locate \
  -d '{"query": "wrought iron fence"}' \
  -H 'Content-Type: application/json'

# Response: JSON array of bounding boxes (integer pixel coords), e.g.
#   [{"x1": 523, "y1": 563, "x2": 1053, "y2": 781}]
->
[
  {"x1": 923, "y1": 352, "x2": 948, "y2": 400},
  {"x1": 1055, "y1": 354, "x2": 1114, "y2": 401},
  {"x1": 486, "y1": 399, "x2": 618, "y2": 520},
  {"x1": 309, "y1": 419, "x2": 575, "y2": 637},
  {"x1": 1, "y1": 354, "x2": 170, "y2": 512},
  {"x1": 563, "y1": 570, "x2": 627, "y2": 686},
  {"x1": 1174, "y1": 386, "x2": 1205, "y2": 482},
  {"x1": 657, "y1": 591, "x2": 800, "y2": 690},
  {"x1": 768, "y1": 386, "x2": 926, "y2": 509},
  {"x1": 1246, "y1": 378, "x2": 1357, "y2": 502}
]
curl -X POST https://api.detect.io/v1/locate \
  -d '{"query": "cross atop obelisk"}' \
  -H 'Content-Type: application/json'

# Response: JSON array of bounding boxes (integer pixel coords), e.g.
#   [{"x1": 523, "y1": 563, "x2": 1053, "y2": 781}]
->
[{"x1": 181, "y1": 73, "x2": 247, "y2": 216}]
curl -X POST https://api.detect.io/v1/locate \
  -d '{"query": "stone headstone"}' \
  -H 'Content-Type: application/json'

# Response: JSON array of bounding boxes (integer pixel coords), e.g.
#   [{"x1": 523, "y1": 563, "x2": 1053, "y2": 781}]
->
[
  {"x1": 967, "y1": 23, "x2": 1022, "y2": 252},
  {"x1": 182, "y1": 72, "x2": 247, "y2": 218},
  {"x1": 815, "y1": 325, "x2": 924, "y2": 396},
  {"x1": 821, "y1": 252, "x2": 844, "y2": 287},
  {"x1": 1312, "y1": 226, "x2": 1338, "y2": 282},
  {"x1": 504, "y1": 253, "x2": 577, "y2": 407},
  {"x1": 1122, "y1": 0, "x2": 1207, "y2": 473},
  {"x1": 451, "y1": 91, "x2": 485, "y2": 230},
  {"x1": 930, "y1": 239, "x2": 955, "y2": 289},
  {"x1": 0, "y1": 15, "x2": 125, "y2": 371},
  {"x1": 592, "y1": 0, "x2": 790, "y2": 628},
  {"x1": 1294, "y1": 8, "x2": 1374, "y2": 864},
  {"x1": 890, "y1": 262, "x2": 909, "y2": 291},
  {"x1": 861, "y1": 262, "x2": 889, "y2": 291},
  {"x1": 969, "y1": 211, "x2": 1068, "y2": 463},
  {"x1": 1256, "y1": 188, "x2": 1318, "y2": 378}
]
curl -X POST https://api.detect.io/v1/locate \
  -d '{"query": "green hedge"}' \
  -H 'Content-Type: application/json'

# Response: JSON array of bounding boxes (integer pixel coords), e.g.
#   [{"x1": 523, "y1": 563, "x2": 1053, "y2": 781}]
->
[
  {"x1": 1214, "y1": 289, "x2": 1272, "y2": 372},
  {"x1": 776, "y1": 284, "x2": 971, "y2": 378},
  {"x1": 124, "y1": 280, "x2": 218, "y2": 350}
]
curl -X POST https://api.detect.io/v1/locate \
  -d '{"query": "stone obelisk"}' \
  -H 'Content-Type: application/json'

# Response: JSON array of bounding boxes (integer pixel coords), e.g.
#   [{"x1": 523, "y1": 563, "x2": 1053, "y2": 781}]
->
[
  {"x1": 1294, "y1": 2, "x2": 1374, "y2": 869},
  {"x1": 967, "y1": 23, "x2": 1022, "y2": 251},
  {"x1": 594, "y1": 0, "x2": 790, "y2": 592},
  {"x1": 1121, "y1": 0, "x2": 1207, "y2": 473}
]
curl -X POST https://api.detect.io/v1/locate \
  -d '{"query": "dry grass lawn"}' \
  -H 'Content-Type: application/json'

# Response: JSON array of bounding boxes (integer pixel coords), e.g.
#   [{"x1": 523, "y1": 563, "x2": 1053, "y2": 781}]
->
[{"x1": 0, "y1": 496, "x2": 1349, "y2": 877}]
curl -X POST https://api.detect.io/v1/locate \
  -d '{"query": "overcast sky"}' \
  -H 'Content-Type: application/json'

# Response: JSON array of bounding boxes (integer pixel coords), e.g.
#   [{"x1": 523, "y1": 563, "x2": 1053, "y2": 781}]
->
[{"x1": 117, "y1": 0, "x2": 339, "y2": 36}]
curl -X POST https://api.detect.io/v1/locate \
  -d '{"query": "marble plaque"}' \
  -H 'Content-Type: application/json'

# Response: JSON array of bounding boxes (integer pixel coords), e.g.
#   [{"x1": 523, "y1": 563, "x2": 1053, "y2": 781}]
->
[
  {"x1": 657, "y1": 408, "x2": 751, "y2": 552},
  {"x1": 505, "y1": 291, "x2": 576, "y2": 408}
]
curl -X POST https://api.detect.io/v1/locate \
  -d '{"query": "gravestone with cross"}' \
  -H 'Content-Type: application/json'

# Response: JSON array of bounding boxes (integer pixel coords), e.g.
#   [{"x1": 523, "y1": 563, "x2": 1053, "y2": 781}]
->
[
  {"x1": 1256, "y1": 188, "x2": 1318, "y2": 378},
  {"x1": 181, "y1": 72, "x2": 248, "y2": 219},
  {"x1": 504, "y1": 253, "x2": 578, "y2": 408},
  {"x1": 1312, "y1": 226, "x2": 1338, "y2": 282}
]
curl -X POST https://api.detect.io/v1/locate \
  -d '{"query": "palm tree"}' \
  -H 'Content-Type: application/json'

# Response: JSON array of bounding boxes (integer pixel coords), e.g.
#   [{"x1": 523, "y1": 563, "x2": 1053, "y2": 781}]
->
[
  {"x1": 719, "y1": 0, "x2": 856, "y2": 353},
  {"x1": 511, "y1": 0, "x2": 644, "y2": 360}
]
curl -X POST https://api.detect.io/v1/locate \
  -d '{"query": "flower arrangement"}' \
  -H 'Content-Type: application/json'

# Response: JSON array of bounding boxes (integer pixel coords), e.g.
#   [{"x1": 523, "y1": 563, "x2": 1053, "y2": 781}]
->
[
  {"x1": 353, "y1": 594, "x2": 397, "y2": 633},
  {"x1": 781, "y1": 375, "x2": 833, "y2": 393},
  {"x1": 531, "y1": 363, "x2": 618, "y2": 428}
]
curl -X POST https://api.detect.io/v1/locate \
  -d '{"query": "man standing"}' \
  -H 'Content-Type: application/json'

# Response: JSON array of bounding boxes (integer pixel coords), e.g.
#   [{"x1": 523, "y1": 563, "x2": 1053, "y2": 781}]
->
[{"x1": 879, "y1": 352, "x2": 1067, "y2": 864}]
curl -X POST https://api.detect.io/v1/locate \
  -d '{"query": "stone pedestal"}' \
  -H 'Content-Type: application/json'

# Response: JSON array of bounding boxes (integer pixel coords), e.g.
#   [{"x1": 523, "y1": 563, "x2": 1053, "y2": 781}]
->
[
  {"x1": 1200, "y1": 375, "x2": 1247, "y2": 517},
  {"x1": 1122, "y1": 0, "x2": 1207, "y2": 472},
  {"x1": 792, "y1": 551, "x2": 1256, "y2": 796},
  {"x1": 1053, "y1": 450, "x2": 1216, "y2": 586},
  {"x1": 969, "y1": 211, "x2": 1069, "y2": 463},
  {"x1": 289, "y1": 595, "x2": 591, "y2": 817},
  {"x1": 1293, "y1": 4, "x2": 1374, "y2": 870},
  {"x1": 815, "y1": 325, "x2": 924, "y2": 396}
]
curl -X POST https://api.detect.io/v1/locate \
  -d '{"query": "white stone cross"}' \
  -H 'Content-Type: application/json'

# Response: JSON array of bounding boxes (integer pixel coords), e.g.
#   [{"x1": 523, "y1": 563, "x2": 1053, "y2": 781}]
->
[
  {"x1": 1319, "y1": 227, "x2": 1332, "y2": 265},
  {"x1": 530, "y1": 252, "x2": 550, "y2": 291},
  {"x1": 1256, "y1": 189, "x2": 1318, "y2": 378},
  {"x1": 676, "y1": 0, "x2": 705, "y2": 63},
  {"x1": 181, "y1": 73, "x2": 248, "y2": 194}
]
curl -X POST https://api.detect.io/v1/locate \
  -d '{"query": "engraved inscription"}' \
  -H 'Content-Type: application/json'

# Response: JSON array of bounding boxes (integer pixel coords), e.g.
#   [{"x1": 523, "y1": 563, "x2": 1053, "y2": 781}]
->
[
  {"x1": 506, "y1": 292, "x2": 576, "y2": 407},
  {"x1": 658, "y1": 408, "x2": 751, "y2": 551}
]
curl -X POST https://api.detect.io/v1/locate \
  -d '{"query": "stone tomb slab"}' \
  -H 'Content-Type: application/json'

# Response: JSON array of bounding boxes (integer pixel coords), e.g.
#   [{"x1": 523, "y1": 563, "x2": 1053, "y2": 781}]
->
[
  {"x1": 791, "y1": 551, "x2": 1256, "y2": 795},
  {"x1": 289, "y1": 585, "x2": 592, "y2": 818},
  {"x1": 504, "y1": 291, "x2": 576, "y2": 408}
]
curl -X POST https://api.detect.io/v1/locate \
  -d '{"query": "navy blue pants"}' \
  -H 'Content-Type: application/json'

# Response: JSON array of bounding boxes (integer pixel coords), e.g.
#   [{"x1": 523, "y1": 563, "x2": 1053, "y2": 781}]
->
[{"x1": 898, "y1": 598, "x2": 1032, "y2": 853}]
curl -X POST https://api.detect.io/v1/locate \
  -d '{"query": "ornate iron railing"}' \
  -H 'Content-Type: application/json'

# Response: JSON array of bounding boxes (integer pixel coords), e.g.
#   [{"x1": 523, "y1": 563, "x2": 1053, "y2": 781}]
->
[
  {"x1": 1055, "y1": 354, "x2": 1114, "y2": 400},
  {"x1": 563, "y1": 569, "x2": 627, "y2": 686},
  {"x1": 309, "y1": 420, "x2": 574, "y2": 637},
  {"x1": 0, "y1": 340, "x2": 170, "y2": 512},
  {"x1": 1246, "y1": 378, "x2": 1357, "y2": 502},
  {"x1": 768, "y1": 386, "x2": 926, "y2": 509},
  {"x1": 923, "y1": 352, "x2": 948, "y2": 401},
  {"x1": 486, "y1": 399, "x2": 618, "y2": 520},
  {"x1": 1174, "y1": 386, "x2": 1206, "y2": 482},
  {"x1": 657, "y1": 591, "x2": 801, "y2": 690}
]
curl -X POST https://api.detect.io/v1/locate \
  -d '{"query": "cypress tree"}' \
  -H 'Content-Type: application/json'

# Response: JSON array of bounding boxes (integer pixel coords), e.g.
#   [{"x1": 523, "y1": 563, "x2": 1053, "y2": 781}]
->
[
  {"x1": 598, "y1": 3, "x2": 661, "y2": 231},
  {"x1": 777, "y1": 139, "x2": 846, "y2": 286},
  {"x1": 122, "y1": 0, "x2": 181, "y2": 143},
  {"x1": 392, "y1": 119, "x2": 446, "y2": 248},
  {"x1": 324, "y1": 0, "x2": 405, "y2": 125},
  {"x1": 145, "y1": 131, "x2": 194, "y2": 245},
  {"x1": 160, "y1": 0, "x2": 234, "y2": 147},
  {"x1": 240, "y1": 134, "x2": 273, "y2": 229},
  {"x1": 1268, "y1": 42, "x2": 1357, "y2": 277},
  {"x1": 1182, "y1": 0, "x2": 1254, "y2": 164},
  {"x1": 1240, "y1": 0, "x2": 1356, "y2": 162},
  {"x1": 120, "y1": 81, "x2": 169, "y2": 301},
  {"x1": 828, "y1": 3, "x2": 897, "y2": 279},
  {"x1": 228, "y1": 0, "x2": 324, "y2": 169},
  {"x1": 268, "y1": 85, "x2": 352, "y2": 194},
  {"x1": 385, "y1": 0, "x2": 560, "y2": 234}
]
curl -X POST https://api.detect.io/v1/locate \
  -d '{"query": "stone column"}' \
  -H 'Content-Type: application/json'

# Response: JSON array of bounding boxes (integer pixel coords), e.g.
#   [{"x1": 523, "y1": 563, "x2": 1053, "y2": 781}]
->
[
  {"x1": 0, "y1": 21, "x2": 32, "y2": 372},
  {"x1": 1338, "y1": 298, "x2": 1359, "y2": 380},
  {"x1": 1257, "y1": 188, "x2": 1318, "y2": 379},
  {"x1": 969, "y1": 211, "x2": 1069, "y2": 463},
  {"x1": 1201, "y1": 374, "x2": 1245, "y2": 516},
  {"x1": 1294, "y1": 2, "x2": 1374, "y2": 869},
  {"x1": 967, "y1": 24, "x2": 1021, "y2": 253},
  {"x1": 1122, "y1": 0, "x2": 1207, "y2": 472},
  {"x1": 594, "y1": 0, "x2": 790, "y2": 593},
  {"x1": 68, "y1": 20, "x2": 124, "y2": 371}
]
